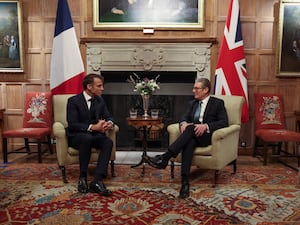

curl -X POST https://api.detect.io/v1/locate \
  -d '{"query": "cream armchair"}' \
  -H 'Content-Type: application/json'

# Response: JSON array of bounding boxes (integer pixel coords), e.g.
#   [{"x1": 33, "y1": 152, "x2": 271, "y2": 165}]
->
[
  {"x1": 53, "y1": 94, "x2": 119, "y2": 183},
  {"x1": 168, "y1": 95, "x2": 244, "y2": 186}
]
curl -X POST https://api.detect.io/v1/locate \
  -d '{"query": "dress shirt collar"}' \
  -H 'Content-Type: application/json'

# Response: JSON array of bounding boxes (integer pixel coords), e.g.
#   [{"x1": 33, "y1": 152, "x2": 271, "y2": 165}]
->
[
  {"x1": 200, "y1": 95, "x2": 210, "y2": 107},
  {"x1": 83, "y1": 91, "x2": 93, "y2": 102}
]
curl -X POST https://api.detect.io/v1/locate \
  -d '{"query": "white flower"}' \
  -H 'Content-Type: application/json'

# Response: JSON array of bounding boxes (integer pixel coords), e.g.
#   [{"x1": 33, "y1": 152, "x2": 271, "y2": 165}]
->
[{"x1": 127, "y1": 73, "x2": 160, "y2": 96}]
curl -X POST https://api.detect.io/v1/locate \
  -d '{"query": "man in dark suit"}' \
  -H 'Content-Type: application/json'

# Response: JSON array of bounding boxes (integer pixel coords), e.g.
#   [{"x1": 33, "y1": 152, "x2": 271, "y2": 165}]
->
[
  {"x1": 66, "y1": 73, "x2": 114, "y2": 196},
  {"x1": 149, "y1": 78, "x2": 228, "y2": 198}
]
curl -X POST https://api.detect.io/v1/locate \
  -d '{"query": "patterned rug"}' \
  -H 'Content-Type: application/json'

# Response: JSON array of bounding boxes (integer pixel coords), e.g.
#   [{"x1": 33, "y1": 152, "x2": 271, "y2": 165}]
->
[{"x1": 0, "y1": 158, "x2": 300, "y2": 225}]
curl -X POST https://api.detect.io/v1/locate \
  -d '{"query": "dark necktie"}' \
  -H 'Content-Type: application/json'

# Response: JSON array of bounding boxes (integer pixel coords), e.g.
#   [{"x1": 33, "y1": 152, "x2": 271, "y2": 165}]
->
[
  {"x1": 89, "y1": 98, "x2": 96, "y2": 119},
  {"x1": 194, "y1": 100, "x2": 202, "y2": 123}
]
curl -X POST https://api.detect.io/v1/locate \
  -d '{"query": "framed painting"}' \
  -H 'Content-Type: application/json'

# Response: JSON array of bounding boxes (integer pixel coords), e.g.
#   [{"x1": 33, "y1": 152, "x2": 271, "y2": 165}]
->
[
  {"x1": 276, "y1": 0, "x2": 300, "y2": 77},
  {"x1": 93, "y1": 0, "x2": 204, "y2": 30},
  {"x1": 0, "y1": 0, "x2": 24, "y2": 73}
]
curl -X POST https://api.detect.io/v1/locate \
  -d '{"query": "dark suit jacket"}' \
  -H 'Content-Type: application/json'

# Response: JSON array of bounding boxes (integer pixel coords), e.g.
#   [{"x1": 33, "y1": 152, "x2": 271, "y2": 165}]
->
[
  {"x1": 180, "y1": 96, "x2": 228, "y2": 134},
  {"x1": 66, "y1": 93, "x2": 114, "y2": 137}
]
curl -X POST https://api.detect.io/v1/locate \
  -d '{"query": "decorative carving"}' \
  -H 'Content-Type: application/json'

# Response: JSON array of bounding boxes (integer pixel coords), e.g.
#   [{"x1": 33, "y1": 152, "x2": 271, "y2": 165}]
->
[
  {"x1": 87, "y1": 46, "x2": 102, "y2": 72},
  {"x1": 193, "y1": 45, "x2": 211, "y2": 77},
  {"x1": 132, "y1": 47, "x2": 164, "y2": 71},
  {"x1": 86, "y1": 43, "x2": 211, "y2": 78}
]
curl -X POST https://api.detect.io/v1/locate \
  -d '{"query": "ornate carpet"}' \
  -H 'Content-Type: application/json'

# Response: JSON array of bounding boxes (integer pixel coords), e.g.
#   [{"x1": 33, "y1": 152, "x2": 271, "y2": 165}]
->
[{"x1": 0, "y1": 159, "x2": 300, "y2": 225}]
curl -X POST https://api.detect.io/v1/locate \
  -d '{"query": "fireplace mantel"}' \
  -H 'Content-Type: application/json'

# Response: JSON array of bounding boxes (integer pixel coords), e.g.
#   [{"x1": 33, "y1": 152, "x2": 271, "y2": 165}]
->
[{"x1": 86, "y1": 42, "x2": 212, "y2": 95}]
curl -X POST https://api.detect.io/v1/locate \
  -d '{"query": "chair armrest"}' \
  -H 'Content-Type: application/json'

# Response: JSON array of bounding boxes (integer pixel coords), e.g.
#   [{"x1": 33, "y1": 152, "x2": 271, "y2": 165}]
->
[
  {"x1": 105, "y1": 125, "x2": 119, "y2": 161},
  {"x1": 52, "y1": 122, "x2": 68, "y2": 166},
  {"x1": 167, "y1": 123, "x2": 181, "y2": 145},
  {"x1": 53, "y1": 122, "x2": 66, "y2": 138},
  {"x1": 211, "y1": 124, "x2": 241, "y2": 142}
]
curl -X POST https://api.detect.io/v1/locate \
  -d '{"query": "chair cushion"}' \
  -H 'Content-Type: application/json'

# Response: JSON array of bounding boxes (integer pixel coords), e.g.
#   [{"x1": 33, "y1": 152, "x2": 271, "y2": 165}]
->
[
  {"x1": 23, "y1": 92, "x2": 53, "y2": 128},
  {"x1": 254, "y1": 93, "x2": 285, "y2": 129},
  {"x1": 2, "y1": 128, "x2": 51, "y2": 138},
  {"x1": 68, "y1": 147, "x2": 99, "y2": 156},
  {"x1": 193, "y1": 145, "x2": 212, "y2": 155},
  {"x1": 256, "y1": 129, "x2": 300, "y2": 142}
]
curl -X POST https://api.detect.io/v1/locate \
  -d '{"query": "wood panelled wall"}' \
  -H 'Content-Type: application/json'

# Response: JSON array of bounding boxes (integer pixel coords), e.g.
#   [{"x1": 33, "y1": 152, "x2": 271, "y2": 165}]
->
[{"x1": 0, "y1": 0, "x2": 299, "y2": 153}]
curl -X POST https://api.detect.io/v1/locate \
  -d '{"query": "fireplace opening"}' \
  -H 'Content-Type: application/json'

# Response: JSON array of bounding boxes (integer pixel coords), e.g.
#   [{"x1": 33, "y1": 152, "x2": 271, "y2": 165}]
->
[{"x1": 101, "y1": 71, "x2": 196, "y2": 150}]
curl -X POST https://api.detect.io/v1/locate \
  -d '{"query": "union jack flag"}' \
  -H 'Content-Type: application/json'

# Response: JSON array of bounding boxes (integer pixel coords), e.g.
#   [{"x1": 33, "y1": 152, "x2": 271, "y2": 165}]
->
[{"x1": 214, "y1": 0, "x2": 249, "y2": 123}]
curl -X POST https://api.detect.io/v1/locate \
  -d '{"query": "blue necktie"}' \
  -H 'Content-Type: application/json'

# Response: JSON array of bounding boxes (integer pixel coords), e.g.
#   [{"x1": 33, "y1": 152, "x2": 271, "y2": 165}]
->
[{"x1": 194, "y1": 101, "x2": 202, "y2": 123}]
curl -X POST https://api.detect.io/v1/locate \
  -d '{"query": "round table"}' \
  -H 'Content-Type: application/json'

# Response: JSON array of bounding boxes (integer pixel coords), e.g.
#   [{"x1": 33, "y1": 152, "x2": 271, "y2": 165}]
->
[{"x1": 127, "y1": 116, "x2": 162, "y2": 176}]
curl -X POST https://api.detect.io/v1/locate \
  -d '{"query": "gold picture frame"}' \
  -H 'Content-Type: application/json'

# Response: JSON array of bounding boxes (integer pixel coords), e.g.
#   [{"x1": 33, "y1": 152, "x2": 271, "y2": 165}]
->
[
  {"x1": 276, "y1": 0, "x2": 300, "y2": 77},
  {"x1": 0, "y1": 0, "x2": 24, "y2": 73},
  {"x1": 93, "y1": 0, "x2": 204, "y2": 30}
]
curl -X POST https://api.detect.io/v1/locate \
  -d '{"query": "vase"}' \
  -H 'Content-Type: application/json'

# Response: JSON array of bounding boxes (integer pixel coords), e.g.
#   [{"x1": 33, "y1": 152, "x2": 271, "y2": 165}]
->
[{"x1": 141, "y1": 94, "x2": 150, "y2": 117}]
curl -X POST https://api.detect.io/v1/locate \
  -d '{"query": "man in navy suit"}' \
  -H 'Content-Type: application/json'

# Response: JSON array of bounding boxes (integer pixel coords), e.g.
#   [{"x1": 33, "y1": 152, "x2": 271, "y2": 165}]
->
[
  {"x1": 149, "y1": 78, "x2": 228, "y2": 198},
  {"x1": 66, "y1": 73, "x2": 114, "y2": 196}
]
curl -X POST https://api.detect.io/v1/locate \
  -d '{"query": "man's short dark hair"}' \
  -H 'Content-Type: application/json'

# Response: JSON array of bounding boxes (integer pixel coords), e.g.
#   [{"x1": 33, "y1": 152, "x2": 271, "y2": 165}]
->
[{"x1": 83, "y1": 73, "x2": 104, "y2": 90}]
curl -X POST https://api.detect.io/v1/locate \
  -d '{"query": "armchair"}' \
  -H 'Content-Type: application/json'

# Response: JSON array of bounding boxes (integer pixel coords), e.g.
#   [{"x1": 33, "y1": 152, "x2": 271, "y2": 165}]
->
[
  {"x1": 53, "y1": 94, "x2": 119, "y2": 183},
  {"x1": 168, "y1": 95, "x2": 244, "y2": 186}
]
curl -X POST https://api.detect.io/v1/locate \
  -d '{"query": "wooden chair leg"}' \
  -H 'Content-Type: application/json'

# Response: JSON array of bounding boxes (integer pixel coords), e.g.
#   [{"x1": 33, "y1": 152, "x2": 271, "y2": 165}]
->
[
  {"x1": 263, "y1": 142, "x2": 268, "y2": 165},
  {"x1": 111, "y1": 160, "x2": 116, "y2": 177},
  {"x1": 253, "y1": 136, "x2": 259, "y2": 157},
  {"x1": 212, "y1": 170, "x2": 219, "y2": 188},
  {"x1": 47, "y1": 135, "x2": 53, "y2": 154},
  {"x1": 60, "y1": 165, "x2": 68, "y2": 183},
  {"x1": 170, "y1": 161, "x2": 175, "y2": 179},
  {"x1": 25, "y1": 138, "x2": 30, "y2": 153},
  {"x1": 37, "y1": 141, "x2": 42, "y2": 163},
  {"x1": 3, "y1": 138, "x2": 8, "y2": 163},
  {"x1": 232, "y1": 159, "x2": 237, "y2": 174}
]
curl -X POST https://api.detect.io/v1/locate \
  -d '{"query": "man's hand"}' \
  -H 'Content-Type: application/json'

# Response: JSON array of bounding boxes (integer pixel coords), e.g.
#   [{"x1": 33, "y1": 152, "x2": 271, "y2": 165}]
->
[
  {"x1": 91, "y1": 120, "x2": 113, "y2": 132},
  {"x1": 194, "y1": 124, "x2": 208, "y2": 136},
  {"x1": 180, "y1": 122, "x2": 193, "y2": 133}
]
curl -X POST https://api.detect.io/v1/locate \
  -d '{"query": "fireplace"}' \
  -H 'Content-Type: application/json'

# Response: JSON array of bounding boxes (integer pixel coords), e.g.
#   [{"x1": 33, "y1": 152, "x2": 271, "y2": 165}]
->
[{"x1": 86, "y1": 43, "x2": 212, "y2": 150}]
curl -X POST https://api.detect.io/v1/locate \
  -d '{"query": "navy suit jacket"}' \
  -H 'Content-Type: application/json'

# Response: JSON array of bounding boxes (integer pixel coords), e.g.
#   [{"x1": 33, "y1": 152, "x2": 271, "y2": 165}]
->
[
  {"x1": 180, "y1": 96, "x2": 228, "y2": 134},
  {"x1": 66, "y1": 93, "x2": 114, "y2": 137}
]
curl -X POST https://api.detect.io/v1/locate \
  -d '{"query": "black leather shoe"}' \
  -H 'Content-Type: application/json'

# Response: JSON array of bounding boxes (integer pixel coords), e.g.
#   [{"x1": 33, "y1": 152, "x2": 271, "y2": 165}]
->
[
  {"x1": 148, "y1": 155, "x2": 168, "y2": 169},
  {"x1": 78, "y1": 177, "x2": 88, "y2": 193},
  {"x1": 89, "y1": 181, "x2": 112, "y2": 196},
  {"x1": 178, "y1": 182, "x2": 190, "y2": 199}
]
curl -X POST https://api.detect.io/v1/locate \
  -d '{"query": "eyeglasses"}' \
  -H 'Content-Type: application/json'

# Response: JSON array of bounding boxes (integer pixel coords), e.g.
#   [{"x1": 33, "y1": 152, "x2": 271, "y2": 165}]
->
[{"x1": 193, "y1": 87, "x2": 205, "y2": 90}]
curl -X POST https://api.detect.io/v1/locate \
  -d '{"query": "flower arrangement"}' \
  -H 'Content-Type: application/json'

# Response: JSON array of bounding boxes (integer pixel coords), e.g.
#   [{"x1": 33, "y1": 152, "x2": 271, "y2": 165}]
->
[
  {"x1": 127, "y1": 72, "x2": 160, "y2": 96},
  {"x1": 27, "y1": 93, "x2": 48, "y2": 122}
]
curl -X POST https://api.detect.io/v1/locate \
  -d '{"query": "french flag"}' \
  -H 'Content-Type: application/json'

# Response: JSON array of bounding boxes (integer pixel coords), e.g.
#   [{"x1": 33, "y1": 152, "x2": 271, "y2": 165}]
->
[
  {"x1": 50, "y1": 0, "x2": 85, "y2": 95},
  {"x1": 214, "y1": 0, "x2": 249, "y2": 123}
]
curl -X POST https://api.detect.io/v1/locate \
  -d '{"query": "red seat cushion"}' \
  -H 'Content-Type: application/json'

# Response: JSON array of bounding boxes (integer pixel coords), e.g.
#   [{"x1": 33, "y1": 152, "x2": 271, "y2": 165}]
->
[
  {"x1": 2, "y1": 128, "x2": 51, "y2": 138},
  {"x1": 256, "y1": 129, "x2": 300, "y2": 142}
]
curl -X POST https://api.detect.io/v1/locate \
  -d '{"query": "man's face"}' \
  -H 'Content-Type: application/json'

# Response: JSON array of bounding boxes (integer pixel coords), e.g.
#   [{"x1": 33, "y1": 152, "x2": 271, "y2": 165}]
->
[
  {"x1": 192, "y1": 81, "x2": 209, "y2": 100},
  {"x1": 87, "y1": 77, "x2": 104, "y2": 96}
]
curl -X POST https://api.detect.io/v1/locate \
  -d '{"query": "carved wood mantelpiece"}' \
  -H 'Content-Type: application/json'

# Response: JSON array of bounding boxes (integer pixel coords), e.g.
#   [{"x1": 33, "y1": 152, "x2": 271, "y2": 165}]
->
[{"x1": 86, "y1": 43, "x2": 212, "y2": 78}]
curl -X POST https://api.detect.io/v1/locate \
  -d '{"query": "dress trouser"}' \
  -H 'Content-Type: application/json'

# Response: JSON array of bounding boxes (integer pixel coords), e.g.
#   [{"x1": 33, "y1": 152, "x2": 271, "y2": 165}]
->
[
  {"x1": 168, "y1": 125, "x2": 211, "y2": 176},
  {"x1": 69, "y1": 132, "x2": 113, "y2": 180}
]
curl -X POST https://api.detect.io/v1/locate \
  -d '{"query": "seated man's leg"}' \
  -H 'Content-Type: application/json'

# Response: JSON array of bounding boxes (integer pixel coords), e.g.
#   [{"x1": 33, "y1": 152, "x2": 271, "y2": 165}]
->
[
  {"x1": 69, "y1": 133, "x2": 93, "y2": 177},
  {"x1": 149, "y1": 124, "x2": 195, "y2": 169},
  {"x1": 91, "y1": 134, "x2": 113, "y2": 180},
  {"x1": 69, "y1": 133, "x2": 93, "y2": 193},
  {"x1": 88, "y1": 133, "x2": 113, "y2": 196}
]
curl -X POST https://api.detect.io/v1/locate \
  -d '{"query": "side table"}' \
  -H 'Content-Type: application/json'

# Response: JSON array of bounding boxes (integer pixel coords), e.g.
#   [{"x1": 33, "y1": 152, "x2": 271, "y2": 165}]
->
[{"x1": 127, "y1": 116, "x2": 162, "y2": 176}]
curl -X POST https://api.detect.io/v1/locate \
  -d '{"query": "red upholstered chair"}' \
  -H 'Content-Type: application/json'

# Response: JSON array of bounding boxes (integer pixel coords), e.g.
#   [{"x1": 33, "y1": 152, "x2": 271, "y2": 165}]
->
[
  {"x1": 2, "y1": 92, "x2": 53, "y2": 163},
  {"x1": 254, "y1": 93, "x2": 300, "y2": 168}
]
